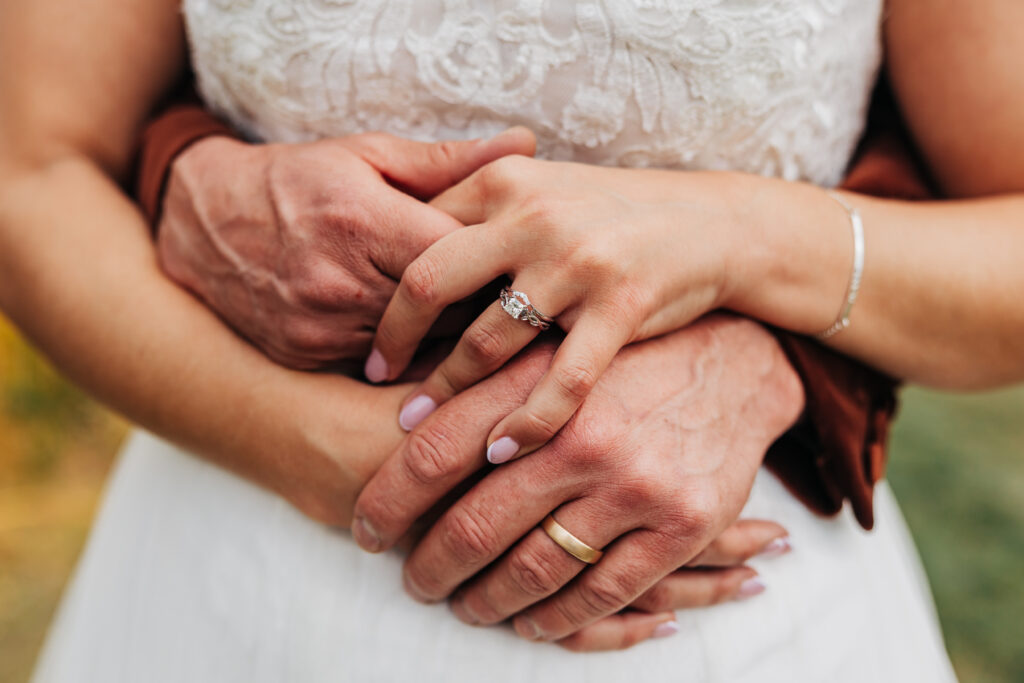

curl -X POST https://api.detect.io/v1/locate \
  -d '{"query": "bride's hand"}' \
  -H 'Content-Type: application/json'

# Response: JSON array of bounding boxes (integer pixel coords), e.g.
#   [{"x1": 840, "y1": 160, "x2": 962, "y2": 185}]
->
[
  {"x1": 355, "y1": 314, "x2": 804, "y2": 650},
  {"x1": 158, "y1": 128, "x2": 534, "y2": 370},
  {"x1": 367, "y1": 156, "x2": 745, "y2": 460}
]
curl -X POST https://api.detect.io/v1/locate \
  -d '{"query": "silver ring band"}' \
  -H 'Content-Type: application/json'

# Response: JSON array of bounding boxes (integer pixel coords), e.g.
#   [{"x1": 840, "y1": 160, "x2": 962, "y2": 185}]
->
[{"x1": 499, "y1": 286, "x2": 555, "y2": 330}]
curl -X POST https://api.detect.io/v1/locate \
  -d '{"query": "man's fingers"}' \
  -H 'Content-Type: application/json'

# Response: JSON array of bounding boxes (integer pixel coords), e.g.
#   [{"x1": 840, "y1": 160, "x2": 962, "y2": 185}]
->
[
  {"x1": 686, "y1": 519, "x2": 790, "y2": 567},
  {"x1": 366, "y1": 226, "x2": 514, "y2": 383},
  {"x1": 400, "y1": 464, "x2": 588, "y2": 604},
  {"x1": 398, "y1": 301, "x2": 540, "y2": 431},
  {"x1": 555, "y1": 612, "x2": 679, "y2": 653},
  {"x1": 350, "y1": 412, "x2": 489, "y2": 554},
  {"x1": 486, "y1": 316, "x2": 630, "y2": 463},
  {"x1": 369, "y1": 191, "x2": 466, "y2": 281},
  {"x1": 449, "y1": 500, "x2": 632, "y2": 625},
  {"x1": 513, "y1": 530, "x2": 686, "y2": 642},
  {"x1": 352, "y1": 347, "x2": 552, "y2": 553},
  {"x1": 630, "y1": 566, "x2": 764, "y2": 612},
  {"x1": 354, "y1": 127, "x2": 537, "y2": 200}
]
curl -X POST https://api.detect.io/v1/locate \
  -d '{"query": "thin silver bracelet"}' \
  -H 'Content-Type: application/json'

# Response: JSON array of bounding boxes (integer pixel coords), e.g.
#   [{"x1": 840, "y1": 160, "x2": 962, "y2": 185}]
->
[{"x1": 815, "y1": 191, "x2": 864, "y2": 341}]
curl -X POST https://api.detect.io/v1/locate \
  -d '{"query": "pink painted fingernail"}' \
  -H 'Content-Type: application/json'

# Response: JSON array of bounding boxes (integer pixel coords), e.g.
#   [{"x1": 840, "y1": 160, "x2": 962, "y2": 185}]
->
[
  {"x1": 652, "y1": 620, "x2": 680, "y2": 639},
  {"x1": 364, "y1": 348, "x2": 388, "y2": 383},
  {"x1": 352, "y1": 515, "x2": 381, "y2": 553},
  {"x1": 758, "y1": 536, "x2": 792, "y2": 558},
  {"x1": 486, "y1": 436, "x2": 520, "y2": 464},
  {"x1": 737, "y1": 577, "x2": 767, "y2": 600},
  {"x1": 399, "y1": 395, "x2": 437, "y2": 431}
]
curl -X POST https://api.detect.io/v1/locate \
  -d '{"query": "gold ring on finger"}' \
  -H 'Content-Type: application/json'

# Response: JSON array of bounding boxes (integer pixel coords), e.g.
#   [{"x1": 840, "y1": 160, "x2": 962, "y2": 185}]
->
[{"x1": 540, "y1": 514, "x2": 604, "y2": 565}]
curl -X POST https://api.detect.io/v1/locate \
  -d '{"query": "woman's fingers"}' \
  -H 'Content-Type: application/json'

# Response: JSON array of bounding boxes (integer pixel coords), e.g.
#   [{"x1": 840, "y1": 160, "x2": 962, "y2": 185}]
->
[
  {"x1": 450, "y1": 500, "x2": 632, "y2": 626},
  {"x1": 630, "y1": 566, "x2": 765, "y2": 612},
  {"x1": 686, "y1": 519, "x2": 791, "y2": 567},
  {"x1": 397, "y1": 297, "x2": 547, "y2": 432},
  {"x1": 366, "y1": 226, "x2": 513, "y2": 383},
  {"x1": 486, "y1": 315, "x2": 633, "y2": 463},
  {"x1": 555, "y1": 612, "x2": 679, "y2": 652}
]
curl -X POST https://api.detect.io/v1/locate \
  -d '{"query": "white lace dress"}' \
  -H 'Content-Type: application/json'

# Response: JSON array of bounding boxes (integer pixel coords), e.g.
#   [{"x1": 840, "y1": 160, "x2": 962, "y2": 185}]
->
[{"x1": 33, "y1": 2, "x2": 957, "y2": 681}]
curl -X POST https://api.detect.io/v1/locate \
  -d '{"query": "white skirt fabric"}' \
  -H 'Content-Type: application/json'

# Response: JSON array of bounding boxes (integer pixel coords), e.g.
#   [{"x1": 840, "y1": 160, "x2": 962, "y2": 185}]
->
[{"x1": 33, "y1": 431, "x2": 957, "y2": 683}]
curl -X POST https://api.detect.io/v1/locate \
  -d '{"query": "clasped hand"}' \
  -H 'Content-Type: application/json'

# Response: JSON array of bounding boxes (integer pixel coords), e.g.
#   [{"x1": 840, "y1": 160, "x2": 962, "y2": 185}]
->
[
  {"x1": 355, "y1": 315, "x2": 803, "y2": 650},
  {"x1": 156, "y1": 131, "x2": 799, "y2": 651},
  {"x1": 367, "y1": 156, "x2": 747, "y2": 461}
]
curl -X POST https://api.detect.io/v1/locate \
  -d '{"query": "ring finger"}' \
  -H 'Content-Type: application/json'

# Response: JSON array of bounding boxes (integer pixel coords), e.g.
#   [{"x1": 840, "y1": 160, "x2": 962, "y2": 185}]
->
[
  {"x1": 398, "y1": 281, "x2": 565, "y2": 431},
  {"x1": 450, "y1": 500, "x2": 633, "y2": 627}
]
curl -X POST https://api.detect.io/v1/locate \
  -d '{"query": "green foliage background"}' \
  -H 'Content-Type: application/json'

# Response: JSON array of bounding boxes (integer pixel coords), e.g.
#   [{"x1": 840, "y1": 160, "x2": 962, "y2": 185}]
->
[{"x1": 0, "y1": 320, "x2": 1021, "y2": 682}]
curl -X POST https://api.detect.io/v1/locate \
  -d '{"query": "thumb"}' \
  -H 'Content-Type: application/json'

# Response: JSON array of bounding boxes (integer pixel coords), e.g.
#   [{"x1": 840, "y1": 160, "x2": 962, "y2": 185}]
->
[{"x1": 356, "y1": 127, "x2": 536, "y2": 199}]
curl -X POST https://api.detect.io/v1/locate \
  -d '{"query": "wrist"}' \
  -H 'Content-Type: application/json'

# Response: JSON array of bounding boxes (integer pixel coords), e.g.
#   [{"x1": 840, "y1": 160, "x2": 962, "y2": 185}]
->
[
  {"x1": 252, "y1": 372, "x2": 410, "y2": 527},
  {"x1": 720, "y1": 176, "x2": 853, "y2": 336}
]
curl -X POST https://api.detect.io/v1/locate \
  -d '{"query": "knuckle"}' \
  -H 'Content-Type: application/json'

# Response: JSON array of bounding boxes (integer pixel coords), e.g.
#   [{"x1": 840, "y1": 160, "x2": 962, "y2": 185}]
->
[
  {"x1": 401, "y1": 427, "x2": 461, "y2": 485},
  {"x1": 279, "y1": 317, "x2": 337, "y2": 356},
  {"x1": 440, "y1": 505, "x2": 501, "y2": 567},
  {"x1": 634, "y1": 581, "x2": 672, "y2": 612},
  {"x1": 552, "y1": 362, "x2": 598, "y2": 404},
  {"x1": 507, "y1": 546, "x2": 565, "y2": 598},
  {"x1": 559, "y1": 408, "x2": 627, "y2": 462},
  {"x1": 461, "y1": 321, "x2": 508, "y2": 366},
  {"x1": 658, "y1": 488, "x2": 721, "y2": 541},
  {"x1": 402, "y1": 258, "x2": 444, "y2": 307},
  {"x1": 519, "y1": 194, "x2": 562, "y2": 228},
  {"x1": 576, "y1": 574, "x2": 633, "y2": 615},
  {"x1": 478, "y1": 155, "x2": 525, "y2": 192},
  {"x1": 289, "y1": 263, "x2": 356, "y2": 312},
  {"x1": 519, "y1": 409, "x2": 563, "y2": 442},
  {"x1": 680, "y1": 506, "x2": 716, "y2": 540}
]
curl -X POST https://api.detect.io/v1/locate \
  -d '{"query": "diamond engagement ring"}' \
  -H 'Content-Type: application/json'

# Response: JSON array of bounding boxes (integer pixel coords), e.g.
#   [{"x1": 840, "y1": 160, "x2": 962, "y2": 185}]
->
[{"x1": 499, "y1": 286, "x2": 555, "y2": 330}]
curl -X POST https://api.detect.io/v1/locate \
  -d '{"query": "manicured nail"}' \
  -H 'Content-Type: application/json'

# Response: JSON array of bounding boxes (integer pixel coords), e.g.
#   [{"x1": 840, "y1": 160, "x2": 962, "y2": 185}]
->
[
  {"x1": 364, "y1": 348, "x2": 388, "y2": 383},
  {"x1": 352, "y1": 515, "x2": 381, "y2": 552},
  {"x1": 486, "y1": 436, "x2": 520, "y2": 464},
  {"x1": 737, "y1": 577, "x2": 767, "y2": 600},
  {"x1": 652, "y1": 620, "x2": 680, "y2": 639},
  {"x1": 399, "y1": 395, "x2": 437, "y2": 431},
  {"x1": 758, "y1": 536, "x2": 792, "y2": 558},
  {"x1": 514, "y1": 615, "x2": 542, "y2": 641}
]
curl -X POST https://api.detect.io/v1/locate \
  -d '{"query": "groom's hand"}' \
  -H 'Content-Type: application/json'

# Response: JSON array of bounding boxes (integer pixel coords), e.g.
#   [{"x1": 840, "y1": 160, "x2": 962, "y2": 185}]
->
[
  {"x1": 353, "y1": 314, "x2": 804, "y2": 650},
  {"x1": 156, "y1": 129, "x2": 535, "y2": 369}
]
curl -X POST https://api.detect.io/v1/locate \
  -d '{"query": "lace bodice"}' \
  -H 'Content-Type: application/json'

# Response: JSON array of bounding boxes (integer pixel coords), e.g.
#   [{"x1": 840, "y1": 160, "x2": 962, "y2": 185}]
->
[{"x1": 183, "y1": 0, "x2": 882, "y2": 186}]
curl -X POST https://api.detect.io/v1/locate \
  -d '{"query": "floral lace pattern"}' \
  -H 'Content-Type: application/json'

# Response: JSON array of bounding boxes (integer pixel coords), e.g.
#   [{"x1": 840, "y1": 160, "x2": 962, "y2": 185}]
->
[{"x1": 184, "y1": 0, "x2": 882, "y2": 186}]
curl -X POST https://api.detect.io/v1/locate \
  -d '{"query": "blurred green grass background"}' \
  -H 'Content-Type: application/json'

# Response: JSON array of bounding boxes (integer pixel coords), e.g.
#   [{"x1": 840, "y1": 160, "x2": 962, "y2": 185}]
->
[{"x1": 0, "y1": 317, "x2": 1021, "y2": 683}]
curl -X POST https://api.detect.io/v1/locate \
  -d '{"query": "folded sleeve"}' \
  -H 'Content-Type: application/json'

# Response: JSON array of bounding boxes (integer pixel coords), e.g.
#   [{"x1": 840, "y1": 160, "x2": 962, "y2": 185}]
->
[{"x1": 134, "y1": 91, "x2": 236, "y2": 229}]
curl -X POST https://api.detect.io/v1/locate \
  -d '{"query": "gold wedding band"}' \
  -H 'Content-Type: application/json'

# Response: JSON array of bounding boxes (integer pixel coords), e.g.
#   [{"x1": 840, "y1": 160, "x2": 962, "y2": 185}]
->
[{"x1": 540, "y1": 514, "x2": 604, "y2": 565}]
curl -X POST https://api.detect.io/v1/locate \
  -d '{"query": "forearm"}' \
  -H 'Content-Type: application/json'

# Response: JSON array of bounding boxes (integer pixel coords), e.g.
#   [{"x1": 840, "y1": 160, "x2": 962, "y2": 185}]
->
[
  {"x1": 723, "y1": 173, "x2": 1024, "y2": 389},
  {"x1": 0, "y1": 154, "x2": 404, "y2": 523}
]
